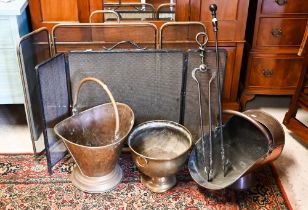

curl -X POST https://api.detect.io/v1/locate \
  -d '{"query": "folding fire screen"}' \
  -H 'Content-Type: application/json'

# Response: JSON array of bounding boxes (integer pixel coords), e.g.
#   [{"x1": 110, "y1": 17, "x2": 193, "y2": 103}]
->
[
  {"x1": 37, "y1": 48, "x2": 227, "y2": 173},
  {"x1": 17, "y1": 28, "x2": 52, "y2": 154},
  {"x1": 68, "y1": 49, "x2": 226, "y2": 139}
]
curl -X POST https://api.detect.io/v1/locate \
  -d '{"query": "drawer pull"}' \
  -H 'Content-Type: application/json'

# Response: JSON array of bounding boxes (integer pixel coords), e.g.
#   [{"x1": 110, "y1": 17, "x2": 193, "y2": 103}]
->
[
  {"x1": 262, "y1": 69, "x2": 273, "y2": 77},
  {"x1": 275, "y1": 0, "x2": 287, "y2": 6},
  {"x1": 271, "y1": 28, "x2": 282, "y2": 37}
]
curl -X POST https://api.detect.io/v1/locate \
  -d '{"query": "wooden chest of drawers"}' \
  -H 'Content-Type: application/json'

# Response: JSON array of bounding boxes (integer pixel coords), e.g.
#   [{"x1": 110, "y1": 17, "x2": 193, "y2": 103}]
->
[{"x1": 240, "y1": 0, "x2": 308, "y2": 108}]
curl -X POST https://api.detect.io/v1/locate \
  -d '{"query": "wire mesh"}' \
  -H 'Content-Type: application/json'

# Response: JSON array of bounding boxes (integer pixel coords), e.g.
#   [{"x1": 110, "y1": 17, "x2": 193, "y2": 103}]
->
[
  {"x1": 36, "y1": 53, "x2": 70, "y2": 174},
  {"x1": 68, "y1": 50, "x2": 185, "y2": 125}
]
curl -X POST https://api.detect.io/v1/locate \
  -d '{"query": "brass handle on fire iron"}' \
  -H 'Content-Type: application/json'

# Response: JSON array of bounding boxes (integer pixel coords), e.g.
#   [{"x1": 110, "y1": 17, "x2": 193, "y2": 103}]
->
[{"x1": 73, "y1": 77, "x2": 120, "y2": 139}]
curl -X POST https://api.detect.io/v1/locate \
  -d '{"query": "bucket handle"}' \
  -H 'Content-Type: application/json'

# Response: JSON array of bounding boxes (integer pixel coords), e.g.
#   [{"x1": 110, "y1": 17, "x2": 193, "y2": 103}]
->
[{"x1": 72, "y1": 77, "x2": 120, "y2": 140}]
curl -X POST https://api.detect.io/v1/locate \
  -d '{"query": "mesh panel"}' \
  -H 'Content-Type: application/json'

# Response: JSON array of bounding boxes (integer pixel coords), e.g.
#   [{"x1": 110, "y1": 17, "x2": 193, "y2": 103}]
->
[
  {"x1": 18, "y1": 29, "x2": 52, "y2": 151},
  {"x1": 36, "y1": 54, "x2": 70, "y2": 174},
  {"x1": 53, "y1": 24, "x2": 157, "y2": 53},
  {"x1": 68, "y1": 50, "x2": 184, "y2": 124},
  {"x1": 184, "y1": 49, "x2": 227, "y2": 142}
]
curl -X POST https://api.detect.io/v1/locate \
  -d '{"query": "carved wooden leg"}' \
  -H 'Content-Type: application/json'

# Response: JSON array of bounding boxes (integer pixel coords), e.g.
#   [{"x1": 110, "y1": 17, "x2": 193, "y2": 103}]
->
[{"x1": 240, "y1": 92, "x2": 255, "y2": 110}]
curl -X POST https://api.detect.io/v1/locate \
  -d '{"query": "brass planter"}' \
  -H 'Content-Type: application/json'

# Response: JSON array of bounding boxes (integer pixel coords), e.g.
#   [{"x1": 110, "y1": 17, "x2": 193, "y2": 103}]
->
[{"x1": 128, "y1": 120, "x2": 192, "y2": 192}]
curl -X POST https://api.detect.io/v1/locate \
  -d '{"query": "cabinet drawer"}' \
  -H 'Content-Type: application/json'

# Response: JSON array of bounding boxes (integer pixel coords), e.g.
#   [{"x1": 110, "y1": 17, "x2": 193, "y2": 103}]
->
[
  {"x1": 261, "y1": 0, "x2": 308, "y2": 15},
  {"x1": 256, "y1": 18, "x2": 307, "y2": 47},
  {"x1": 247, "y1": 55, "x2": 304, "y2": 89},
  {"x1": 0, "y1": 17, "x2": 15, "y2": 48},
  {"x1": 0, "y1": 72, "x2": 23, "y2": 103},
  {"x1": 0, "y1": 48, "x2": 18, "y2": 72}
]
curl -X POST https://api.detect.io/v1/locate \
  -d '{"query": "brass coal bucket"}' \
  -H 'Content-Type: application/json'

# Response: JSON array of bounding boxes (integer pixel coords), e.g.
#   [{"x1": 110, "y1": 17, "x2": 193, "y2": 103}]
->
[
  {"x1": 128, "y1": 120, "x2": 192, "y2": 192},
  {"x1": 54, "y1": 77, "x2": 134, "y2": 193}
]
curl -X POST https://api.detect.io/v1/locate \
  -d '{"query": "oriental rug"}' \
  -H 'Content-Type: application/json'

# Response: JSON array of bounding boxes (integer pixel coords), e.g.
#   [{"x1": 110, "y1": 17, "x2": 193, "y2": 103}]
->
[{"x1": 0, "y1": 154, "x2": 291, "y2": 209}]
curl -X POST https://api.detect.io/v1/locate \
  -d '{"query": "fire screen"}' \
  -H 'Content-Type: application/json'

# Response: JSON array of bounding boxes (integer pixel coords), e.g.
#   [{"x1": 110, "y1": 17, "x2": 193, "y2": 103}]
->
[
  {"x1": 68, "y1": 50, "x2": 185, "y2": 125},
  {"x1": 17, "y1": 28, "x2": 52, "y2": 153},
  {"x1": 36, "y1": 48, "x2": 227, "y2": 173},
  {"x1": 36, "y1": 54, "x2": 70, "y2": 174}
]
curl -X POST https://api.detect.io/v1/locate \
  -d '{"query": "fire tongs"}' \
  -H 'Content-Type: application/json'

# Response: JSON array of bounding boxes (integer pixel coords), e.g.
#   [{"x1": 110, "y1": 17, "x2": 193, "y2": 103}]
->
[{"x1": 191, "y1": 32, "x2": 231, "y2": 182}]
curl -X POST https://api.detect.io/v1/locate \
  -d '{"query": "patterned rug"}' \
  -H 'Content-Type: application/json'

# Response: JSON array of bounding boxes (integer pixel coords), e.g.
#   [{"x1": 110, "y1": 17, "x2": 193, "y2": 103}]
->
[{"x1": 0, "y1": 153, "x2": 291, "y2": 209}]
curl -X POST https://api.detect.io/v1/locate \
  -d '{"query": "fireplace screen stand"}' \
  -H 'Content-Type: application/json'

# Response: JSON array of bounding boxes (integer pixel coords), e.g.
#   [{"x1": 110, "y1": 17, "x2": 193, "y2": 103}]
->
[{"x1": 33, "y1": 48, "x2": 226, "y2": 174}]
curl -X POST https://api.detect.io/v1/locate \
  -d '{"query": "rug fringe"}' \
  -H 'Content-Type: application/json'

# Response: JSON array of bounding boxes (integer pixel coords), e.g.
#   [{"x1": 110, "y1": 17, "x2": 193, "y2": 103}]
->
[
  {"x1": 0, "y1": 152, "x2": 35, "y2": 155},
  {"x1": 270, "y1": 163, "x2": 294, "y2": 210}
]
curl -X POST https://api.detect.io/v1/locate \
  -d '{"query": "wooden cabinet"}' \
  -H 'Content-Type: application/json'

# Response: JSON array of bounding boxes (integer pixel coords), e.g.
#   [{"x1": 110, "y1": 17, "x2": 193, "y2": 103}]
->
[
  {"x1": 28, "y1": 0, "x2": 250, "y2": 110},
  {"x1": 0, "y1": 0, "x2": 30, "y2": 104},
  {"x1": 28, "y1": 0, "x2": 103, "y2": 30},
  {"x1": 28, "y1": 0, "x2": 169, "y2": 30},
  {"x1": 240, "y1": 0, "x2": 308, "y2": 108}
]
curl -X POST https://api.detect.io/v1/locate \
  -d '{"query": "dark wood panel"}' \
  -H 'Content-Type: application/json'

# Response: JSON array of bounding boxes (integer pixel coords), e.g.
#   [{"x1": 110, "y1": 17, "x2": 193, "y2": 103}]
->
[
  {"x1": 77, "y1": 0, "x2": 90, "y2": 23},
  {"x1": 201, "y1": 20, "x2": 237, "y2": 41},
  {"x1": 28, "y1": 0, "x2": 43, "y2": 29},
  {"x1": 199, "y1": 0, "x2": 239, "y2": 21},
  {"x1": 189, "y1": 0, "x2": 201, "y2": 21},
  {"x1": 89, "y1": 0, "x2": 104, "y2": 22},
  {"x1": 29, "y1": 0, "x2": 103, "y2": 30},
  {"x1": 40, "y1": 0, "x2": 79, "y2": 21},
  {"x1": 175, "y1": 0, "x2": 190, "y2": 21},
  {"x1": 221, "y1": 47, "x2": 236, "y2": 100},
  {"x1": 104, "y1": 0, "x2": 142, "y2": 2}
]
